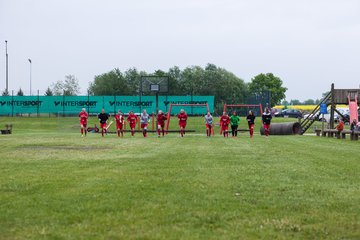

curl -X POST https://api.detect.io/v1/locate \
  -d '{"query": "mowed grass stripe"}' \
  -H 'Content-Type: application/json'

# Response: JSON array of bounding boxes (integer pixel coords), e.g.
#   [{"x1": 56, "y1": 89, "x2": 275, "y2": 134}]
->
[{"x1": 0, "y1": 117, "x2": 359, "y2": 239}]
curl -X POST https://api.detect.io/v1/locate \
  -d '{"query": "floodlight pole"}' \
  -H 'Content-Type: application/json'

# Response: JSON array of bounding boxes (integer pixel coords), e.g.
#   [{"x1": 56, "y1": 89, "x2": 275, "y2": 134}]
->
[
  {"x1": 28, "y1": 58, "x2": 32, "y2": 96},
  {"x1": 5, "y1": 40, "x2": 8, "y2": 94}
]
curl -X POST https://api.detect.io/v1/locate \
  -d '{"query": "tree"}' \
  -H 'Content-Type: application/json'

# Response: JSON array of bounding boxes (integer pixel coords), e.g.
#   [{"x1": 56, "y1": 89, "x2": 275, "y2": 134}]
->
[
  {"x1": 303, "y1": 99, "x2": 315, "y2": 105},
  {"x1": 52, "y1": 75, "x2": 80, "y2": 96},
  {"x1": 124, "y1": 68, "x2": 143, "y2": 95},
  {"x1": 87, "y1": 64, "x2": 252, "y2": 113},
  {"x1": 178, "y1": 65, "x2": 204, "y2": 95},
  {"x1": 281, "y1": 100, "x2": 289, "y2": 106},
  {"x1": 289, "y1": 99, "x2": 301, "y2": 105},
  {"x1": 2, "y1": 89, "x2": 9, "y2": 96},
  {"x1": 248, "y1": 73, "x2": 287, "y2": 107},
  {"x1": 17, "y1": 88, "x2": 24, "y2": 96},
  {"x1": 45, "y1": 87, "x2": 53, "y2": 96},
  {"x1": 89, "y1": 69, "x2": 134, "y2": 96},
  {"x1": 52, "y1": 80, "x2": 63, "y2": 96},
  {"x1": 167, "y1": 66, "x2": 182, "y2": 95}
]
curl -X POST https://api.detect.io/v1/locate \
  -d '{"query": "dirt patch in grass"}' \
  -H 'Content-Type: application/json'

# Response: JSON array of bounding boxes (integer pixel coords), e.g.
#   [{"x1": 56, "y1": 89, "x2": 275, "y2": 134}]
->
[{"x1": 18, "y1": 145, "x2": 114, "y2": 151}]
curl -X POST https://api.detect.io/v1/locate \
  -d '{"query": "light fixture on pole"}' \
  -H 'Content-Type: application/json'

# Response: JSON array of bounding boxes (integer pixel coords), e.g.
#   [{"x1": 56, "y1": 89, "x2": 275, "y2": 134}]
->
[{"x1": 28, "y1": 58, "x2": 32, "y2": 96}]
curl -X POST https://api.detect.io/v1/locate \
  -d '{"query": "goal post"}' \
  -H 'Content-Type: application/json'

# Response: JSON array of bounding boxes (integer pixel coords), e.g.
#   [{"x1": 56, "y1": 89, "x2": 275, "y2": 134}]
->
[
  {"x1": 223, "y1": 104, "x2": 263, "y2": 116},
  {"x1": 165, "y1": 103, "x2": 211, "y2": 134}
]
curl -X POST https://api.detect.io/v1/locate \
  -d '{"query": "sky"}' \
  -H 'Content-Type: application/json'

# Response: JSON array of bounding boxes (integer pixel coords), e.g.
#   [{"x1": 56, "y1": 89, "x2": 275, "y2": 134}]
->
[{"x1": 0, "y1": 0, "x2": 360, "y2": 101}]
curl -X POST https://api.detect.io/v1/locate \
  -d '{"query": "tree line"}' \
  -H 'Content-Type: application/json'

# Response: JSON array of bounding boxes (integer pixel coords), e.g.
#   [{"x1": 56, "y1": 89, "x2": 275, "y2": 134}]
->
[
  {"x1": 87, "y1": 64, "x2": 287, "y2": 108},
  {"x1": 3, "y1": 64, "x2": 288, "y2": 109}
]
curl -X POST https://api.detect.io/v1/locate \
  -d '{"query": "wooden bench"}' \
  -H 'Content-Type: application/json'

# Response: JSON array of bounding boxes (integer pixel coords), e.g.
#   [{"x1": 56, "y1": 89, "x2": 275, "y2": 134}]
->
[
  {"x1": 341, "y1": 130, "x2": 360, "y2": 140},
  {"x1": 318, "y1": 129, "x2": 360, "y2": 140},
  {"x1": 0, "y1": 124, "x2": 12, "y2": 134},
  {"x1": 315, "y1": 129, "x2": 322, "y2": 136},
  {"x1": 322, "y1": 129, "x2": 339, "y2": 138}
]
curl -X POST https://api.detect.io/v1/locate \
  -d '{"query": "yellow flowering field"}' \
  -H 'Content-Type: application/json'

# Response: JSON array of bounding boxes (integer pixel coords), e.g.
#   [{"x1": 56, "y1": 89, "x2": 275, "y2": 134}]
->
[{"x1": 274, "y1": 105, "x2": 348, "y2": 111}]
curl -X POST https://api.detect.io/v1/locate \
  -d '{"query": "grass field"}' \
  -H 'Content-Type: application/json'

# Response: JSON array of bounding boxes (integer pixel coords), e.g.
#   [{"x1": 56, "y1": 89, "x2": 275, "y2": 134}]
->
[{"x1": 0, "y1": 117, "x2": 359, "y2": 239}]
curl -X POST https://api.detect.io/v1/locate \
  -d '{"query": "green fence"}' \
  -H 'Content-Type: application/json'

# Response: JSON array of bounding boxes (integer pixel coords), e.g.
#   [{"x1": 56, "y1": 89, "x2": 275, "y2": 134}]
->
[{"x1": 0, "y1": 96, "x2": 214, "y2": 116}]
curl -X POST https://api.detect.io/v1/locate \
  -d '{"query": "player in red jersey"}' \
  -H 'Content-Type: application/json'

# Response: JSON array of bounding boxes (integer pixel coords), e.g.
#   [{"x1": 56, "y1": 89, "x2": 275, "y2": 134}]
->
[
  {"x1": 127, "y1": 110, "x2": 137, "y2": 136},
  {"x1": 78, "y1": 108, "x2": 88, "y2": 137},
  {"x1": 156, "y1": 110, "x2": 167, "y2": 137},
  {"x1": 220, "y1": 112, "x2": 230, "y2": 137},
  {"x1": 177, "y1": 109, "x2": 188, "y2": 137},
  {"x1": 115, "y1": 110, "x2": 125, "y2": 137}
]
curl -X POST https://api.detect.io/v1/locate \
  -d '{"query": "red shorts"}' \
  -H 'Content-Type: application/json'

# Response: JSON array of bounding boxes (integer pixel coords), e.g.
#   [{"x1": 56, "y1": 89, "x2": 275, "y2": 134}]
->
[
  {"x1": 130, "y1": 123, "x2": 136, "y2": 129},
  {"x1": 80, "y1": 121, "x2": 87, "y2": 127},
  {"x1": 179, "y1": 122, "x2": 187, "y2": 128},
  {"x1": 158, "y1": 123, "x2": 165, "y2": 128},
  {"x1": 116, "y1": 123, "x2": 123, "y2": 130},
  {"x1": 221, "y1": 125, "x2": 229, "y2": 131},
  {"x1": 206, "y1": 124, "x2": 212, "y2": 129},
  {"x1": 100, "y1": 123, "x2": 107, "y2": 128},
  {"x1": 141, "y1": 123, "x2": 148, "y2": 129}
]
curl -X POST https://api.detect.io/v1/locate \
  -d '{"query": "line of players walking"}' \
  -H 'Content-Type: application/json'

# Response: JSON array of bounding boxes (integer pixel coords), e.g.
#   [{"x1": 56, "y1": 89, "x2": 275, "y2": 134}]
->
[{"x1": 78, "y1": 107, "x2": 273, "y2": 138}]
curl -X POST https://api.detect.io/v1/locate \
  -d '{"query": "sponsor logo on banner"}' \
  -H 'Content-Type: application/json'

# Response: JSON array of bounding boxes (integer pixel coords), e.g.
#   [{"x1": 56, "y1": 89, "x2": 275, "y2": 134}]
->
[
  {"x1": 0, "y1": 101, "x2": 43, "y2": 107},
  {"x1": 54, "y1": 101, "x2": 97, "y2": 107},
  {"x1": 163, "y1": 101, "x2": 208, "y2": 106},
  {"x1": 109, "y1": 101, "x2": 153, "y2": 107}
]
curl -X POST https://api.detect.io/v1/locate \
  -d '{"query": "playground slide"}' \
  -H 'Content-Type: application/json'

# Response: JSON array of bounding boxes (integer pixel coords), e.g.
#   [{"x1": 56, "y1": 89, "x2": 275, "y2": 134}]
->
[{"x1": 348, "y1": 95, "x2": 358, "y2": 123}]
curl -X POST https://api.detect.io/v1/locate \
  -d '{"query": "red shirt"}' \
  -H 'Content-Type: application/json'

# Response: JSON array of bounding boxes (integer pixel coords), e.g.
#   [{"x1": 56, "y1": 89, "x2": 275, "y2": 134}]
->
[
  {"x1": 115, "y1": 114, "x2": 124, "y2": 124},
  {"x1": 127, "y1": 114, "x2": 137, "y2": 125},
  {"x1": 157, "y1": 113, "x2": 167, "y2": 125},
  {"x1": 336, "y1": 121, "x2": 344, "y2": 131},
  {"x1": 79, "y1": 112, "x2": 88, "y2": 122},
  {"x1": 177, "y1": 113, "x2": 188, "y2": 123},
  {"x1": 220, "y1": 115, "x2": 230, "y2": 126}
]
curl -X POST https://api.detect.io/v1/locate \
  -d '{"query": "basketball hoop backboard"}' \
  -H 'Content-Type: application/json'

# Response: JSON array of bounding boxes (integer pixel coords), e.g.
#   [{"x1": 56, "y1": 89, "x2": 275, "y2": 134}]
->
[{"x1": 141, "y1": 76, "x2": 168, "y2": 94}]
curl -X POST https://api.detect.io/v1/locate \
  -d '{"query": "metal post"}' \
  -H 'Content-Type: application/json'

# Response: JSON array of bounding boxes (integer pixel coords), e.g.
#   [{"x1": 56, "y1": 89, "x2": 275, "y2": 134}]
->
[
  {"x1": 5, "y1": 40, "x2": 8, "y2": 94},
  {"x1": 28, "y1": 59, "x2": 32, "y2": 96},
  {"x1": 165, "y1": 95, "x2": 168, "y2": 112},
  {"x1": 62, "y1": 90, "x2": 65, "y2": 117},
  {"x1": 37, "y1": 90, "x2": 39, "y2": 117},
  {"x1": 139, "y1": 93, "x2": 142, "y2": 113},
  {"x1": 268, "y1": 90, "x2": 272, "y2": 108},
  {"x1": 330, "y1": 83, "x2": 335, "y2": 129},
  {"x1": 156, "y1": 92, "x2": 159, "y2": 130},
  {"x1": 191, "y1": 90, "x2": 193, "y2": 115},
  {"x1": 114, "y1": 95, "x2": 116, "y2": 115},
  {"x1": 87, "y1": 90, "x2": 90, "y2": 114},
  {"x1": 11, "y1": 90, "x2": 14, "y2": 117},
  {"x1": 139, "y1": 78, "x2": 142, "y2": 114}
]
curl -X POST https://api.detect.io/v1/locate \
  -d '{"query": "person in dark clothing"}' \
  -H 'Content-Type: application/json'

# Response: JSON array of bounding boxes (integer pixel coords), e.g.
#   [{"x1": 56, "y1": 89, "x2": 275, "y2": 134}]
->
[
  {"x1": 246, "y1": 110, "x2": 256, "y2": 138},
  {"x1": 262, "y1": 107, "x2": 272, "y2": 137},
  {"x1": 98, "y1": 108, "x2": 110, "y2": 137},
  {"x1": 350, "y1": 119, "x2": 358, "y2": 132}
]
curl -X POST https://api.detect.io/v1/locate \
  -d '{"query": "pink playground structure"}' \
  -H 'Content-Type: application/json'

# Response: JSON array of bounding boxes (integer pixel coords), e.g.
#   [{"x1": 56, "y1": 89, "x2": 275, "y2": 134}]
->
[
  {"x1": 348, "y1": 95, "x2": 358, "y2": 123},
  {"x1": 300, "y1": 84, "x2": 360, "y2": 133}
]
